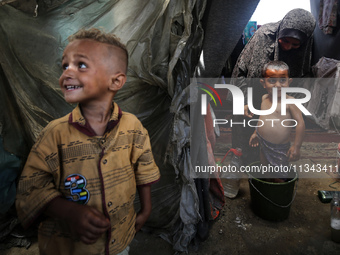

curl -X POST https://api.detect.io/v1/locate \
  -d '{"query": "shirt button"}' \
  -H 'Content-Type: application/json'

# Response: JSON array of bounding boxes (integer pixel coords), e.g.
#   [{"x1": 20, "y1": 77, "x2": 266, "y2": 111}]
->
[
  {"x1": 103, "y1": 159, "x2": 107, "y2": 164},
  {"x1": 111, "y1": 239, "x2": 115, "y2": 244},
  {"x1": 108, "y1": 201, "x2": 112, "y2": 207}
]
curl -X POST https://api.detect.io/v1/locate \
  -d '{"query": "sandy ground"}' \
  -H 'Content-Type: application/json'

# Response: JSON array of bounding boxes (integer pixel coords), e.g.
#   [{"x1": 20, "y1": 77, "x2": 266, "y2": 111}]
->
[
  {"x1": 131, "y1": 137, "x2": 340, "y2": 255},
  {"x1": 4, "y1": 132, "x2": 340, "y2": 255},
  {"x1": 129, "y1": 178, "x2": 340, "y2": 255}
]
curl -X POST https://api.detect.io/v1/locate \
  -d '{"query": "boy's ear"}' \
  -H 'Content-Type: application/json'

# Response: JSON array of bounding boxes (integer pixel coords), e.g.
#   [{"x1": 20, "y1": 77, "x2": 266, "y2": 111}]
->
[
  {"x1": 109, "y1": 73, "x2": 126, "y2": 92},
  {"x1": 288, "y1": 78, "x2": 293, "y2": 85},
  {"x1": 260, "y1": 78, "x2": 265, "y2": 88}
]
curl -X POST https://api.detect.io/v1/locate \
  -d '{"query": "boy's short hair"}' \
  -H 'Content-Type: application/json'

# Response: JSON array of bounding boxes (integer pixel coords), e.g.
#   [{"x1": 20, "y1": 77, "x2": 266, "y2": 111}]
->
[
  {"x1": 262, "y1": 60, "x2": 290, "y2": 77},
  {"x1": 69, "y1": 27, "x2": 128, "y2": 72}
]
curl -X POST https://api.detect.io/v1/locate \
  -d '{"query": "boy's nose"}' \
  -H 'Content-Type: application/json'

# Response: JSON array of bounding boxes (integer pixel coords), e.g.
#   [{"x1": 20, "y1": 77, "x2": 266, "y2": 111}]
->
[
  {"x1": 62, "y1": 66, "x2": 76, "y2": 79},
  {"x1": 275, "y1": 82, "x2": 282, "y2": 87},
  {"x1": 59, "y1": 67, "x2": 75, "y2": 86}
]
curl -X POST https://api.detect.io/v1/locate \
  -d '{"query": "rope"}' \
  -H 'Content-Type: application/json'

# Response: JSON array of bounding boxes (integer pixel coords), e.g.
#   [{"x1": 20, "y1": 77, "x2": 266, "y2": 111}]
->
[{"x1": 219, "y1": 148, "x2": 242, "y2": 164}]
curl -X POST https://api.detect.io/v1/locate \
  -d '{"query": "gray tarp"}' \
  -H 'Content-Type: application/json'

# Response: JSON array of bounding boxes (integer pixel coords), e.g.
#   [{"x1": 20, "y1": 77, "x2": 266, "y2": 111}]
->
[
  {"x1": 311, "y1": 0, "x2": 340, "y2": 65},
  {"x1": 307, "y1": 57, "x2": 340, "y2": 130},
  {"x1": 0, "y1": 0, "x2": 259, "y2": 251}
]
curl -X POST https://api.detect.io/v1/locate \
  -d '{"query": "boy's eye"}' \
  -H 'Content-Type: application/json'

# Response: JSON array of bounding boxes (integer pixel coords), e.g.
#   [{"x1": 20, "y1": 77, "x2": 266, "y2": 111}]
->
[
  {"x1": 268, "y1": 78, "x2": 276, "y2": 84},
  {"x1": 79, "y1": 62, "x2": 87, "y2": 69},
  {"x1": 62, "y1": 64, "x2": 69, "y2": 70},
  {"x1": 266, "y1": 78, "x2": 287, "y2": 84}
]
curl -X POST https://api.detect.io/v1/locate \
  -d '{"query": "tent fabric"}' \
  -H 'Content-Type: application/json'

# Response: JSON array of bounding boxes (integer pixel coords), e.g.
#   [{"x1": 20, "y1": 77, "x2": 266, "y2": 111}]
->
[
  {"x1": 197, "y1": 0, "x2": 260, "y2": 78},
  {"x1": 191, "y1": 1, "x2": 260, "y2": 243},
  {"x1": 0, "y1": 137, "x2": 21, "y2": 214},
  {"x1": 307, "y1": 57, "x2": 340, "y2": 130},
  {"x1": 0, "y1": 0, "x2": 259, "y2": 252},
  {"x1": 311, "y1": 0, "x2": 340, "y2": 65},
  {"x1": 318, "y1": 0, "x2": 338, "y2": 35}
]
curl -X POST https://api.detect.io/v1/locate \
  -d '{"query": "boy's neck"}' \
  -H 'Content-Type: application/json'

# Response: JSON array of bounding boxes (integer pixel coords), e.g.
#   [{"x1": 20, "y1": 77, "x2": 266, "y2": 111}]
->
[{"x1": 79, "y1": 101, "x2": 114, "y2": 136}]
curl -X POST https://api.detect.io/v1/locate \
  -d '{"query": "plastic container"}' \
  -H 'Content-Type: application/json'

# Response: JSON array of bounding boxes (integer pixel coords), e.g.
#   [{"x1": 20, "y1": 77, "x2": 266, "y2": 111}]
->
[
  {"x1": 223, "y1": 148, "x2": 242, "y2": 199},
  {"x1": 318, "y1": 190, "x2": 340, "y2": 203},
  {"x1": 248, "y1": 162, "x2": 298, "y2": 221},
  {"x1": 331, "y1": 192, "x2": 340, "y2": 243},
  {"x1": 223, "y1": 176, "x2": 240, "y2": 199}
]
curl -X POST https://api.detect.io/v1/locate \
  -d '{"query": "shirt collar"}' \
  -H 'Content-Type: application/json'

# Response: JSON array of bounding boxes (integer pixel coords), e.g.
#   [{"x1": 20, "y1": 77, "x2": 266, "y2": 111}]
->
[{"x1": 68, "y1": 102, "x2": 122, "y2": 136}]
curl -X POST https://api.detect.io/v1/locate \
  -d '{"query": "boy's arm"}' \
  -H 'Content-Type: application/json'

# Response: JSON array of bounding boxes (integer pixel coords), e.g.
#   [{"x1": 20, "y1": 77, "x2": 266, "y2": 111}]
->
[
  {"x1": 135, "y1": 185, "x2": 152, "y2": 232},
  {"x1": 287, "y1": 104, "x2": 305, "y2": 161},
  {"x1": 246, "y1": 94, "x2": 268, "y2": 118},
  {"x1": 44, "y1": 197, "x2": 110, "y2": 244},
  {"x1": 132, "y1": 124, "x2": 160, "y2": 232},
  {"x1": 244, "y1": 105, "x2": 253, "y2": 118}
]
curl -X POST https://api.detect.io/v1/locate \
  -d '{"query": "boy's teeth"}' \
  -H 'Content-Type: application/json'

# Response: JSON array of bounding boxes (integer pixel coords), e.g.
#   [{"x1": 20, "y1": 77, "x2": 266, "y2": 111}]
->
[{"x1": 66, "y1": 86, "x2": 80, "y2": 90}]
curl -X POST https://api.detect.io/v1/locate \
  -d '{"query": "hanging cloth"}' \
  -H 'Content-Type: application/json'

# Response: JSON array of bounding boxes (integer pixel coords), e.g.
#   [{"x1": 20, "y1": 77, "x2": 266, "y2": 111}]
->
[{"x1": 319, "y1": 0, "x2": 338, "y2": 34}]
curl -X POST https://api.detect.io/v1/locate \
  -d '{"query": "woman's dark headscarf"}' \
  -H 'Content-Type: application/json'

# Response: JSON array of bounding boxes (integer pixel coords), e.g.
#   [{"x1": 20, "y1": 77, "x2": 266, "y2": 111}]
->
[
  {"x1": 278, "y1": 8, "x2": 315, "y2": 44},
  {"x1": 232, "y1": 8, "x2": 316, "y2": 80},
  {"x1": 275, "y1": 8, "x2": 316, "y2": 76}
]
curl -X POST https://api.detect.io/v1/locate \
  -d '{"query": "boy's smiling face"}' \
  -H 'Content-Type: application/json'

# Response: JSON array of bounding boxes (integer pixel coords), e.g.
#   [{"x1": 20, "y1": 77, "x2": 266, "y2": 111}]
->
[
  {"x1": 261, "y1": 69, "x2": 291, "y2": 99},
  {"x1": 59, "y1": 39, "x2": 124, "y2": 105}
]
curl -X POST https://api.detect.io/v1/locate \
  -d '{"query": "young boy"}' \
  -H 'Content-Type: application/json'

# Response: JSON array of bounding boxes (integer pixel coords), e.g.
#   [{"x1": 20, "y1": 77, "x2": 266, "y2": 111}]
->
[
  {"x1": 16, "y1": 28, "x2": 160, "y2": 255},
  {"x1": 249, "y1": 61, "x2": 305, "y2": 182}
]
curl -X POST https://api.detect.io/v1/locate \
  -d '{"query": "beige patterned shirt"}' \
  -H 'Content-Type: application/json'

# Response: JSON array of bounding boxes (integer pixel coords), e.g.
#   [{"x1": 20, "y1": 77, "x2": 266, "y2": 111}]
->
[{"x1": 16, "y1": 102, "x2": 160, "y2": 255}]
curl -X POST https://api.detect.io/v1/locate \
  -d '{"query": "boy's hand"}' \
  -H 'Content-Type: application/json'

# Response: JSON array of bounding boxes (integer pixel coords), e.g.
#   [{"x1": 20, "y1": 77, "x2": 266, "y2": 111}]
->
[
  {"x1": 45, "y1": 197, "x2": 110, "y2": 245},
  {"x1": 67, "y1": 204, "x2": 110, "y2": 244},
  {"x1": 249, "y1": 133, "x2": 259, "y2": 147},
  {"x1": 135, "y1": 185, "x2": 152, "y2": 233},
  {"x1": 244, "y1": 105, "x2": 254, "y2": 118},
  {"x1": 135, "y1": 210, "x2": 150, "y2": 232},
  {"x1": 287, "y1": 145, "x2": 300, "y2": 162}
]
